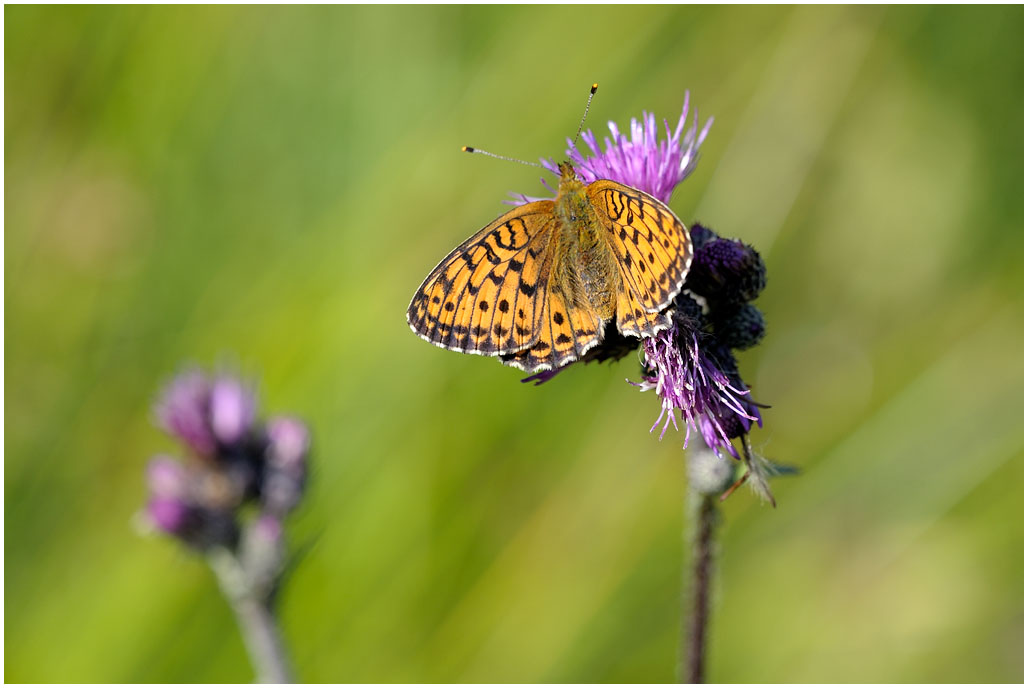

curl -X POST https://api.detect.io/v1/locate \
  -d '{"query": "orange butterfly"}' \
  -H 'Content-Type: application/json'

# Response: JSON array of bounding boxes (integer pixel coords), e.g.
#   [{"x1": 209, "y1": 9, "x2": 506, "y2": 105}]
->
[{"x1": 407, "y1": 92, "x2": 693, "y2": 374}]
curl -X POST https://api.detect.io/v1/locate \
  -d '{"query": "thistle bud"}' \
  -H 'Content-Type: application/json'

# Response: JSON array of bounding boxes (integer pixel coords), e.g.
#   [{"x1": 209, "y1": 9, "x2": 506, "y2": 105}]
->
[
  {"x1": 712, "y1": 303, "x2": 766, "y2": 350},
  {"x1": 687, "y1": 237, "x2": 766, "y2": 306}
]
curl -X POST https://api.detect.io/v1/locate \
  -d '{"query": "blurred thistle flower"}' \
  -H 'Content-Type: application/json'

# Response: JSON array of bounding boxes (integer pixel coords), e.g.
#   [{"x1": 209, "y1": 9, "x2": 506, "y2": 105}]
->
[
  {"x1": 142, "y1": 368, "x2": 311, "y2": 551},
  {"x1": 141, "y1": 366, "x2": 306, "y2": 682},
  {"x1": 210, "y1": 376, "x2": 257, "y2": 447},
  {"x1": 263, "y1": 416, "x2": 310, "y2": 517},
  {"x1": 145, "y1": 456, "x2": 193, "y2": 535},
  {"x1": 515, "y1": 89, "x2": 774, "y2": 497},
  {"x1": 155, "y1": 371, "x2": 218, "y2": 457}
]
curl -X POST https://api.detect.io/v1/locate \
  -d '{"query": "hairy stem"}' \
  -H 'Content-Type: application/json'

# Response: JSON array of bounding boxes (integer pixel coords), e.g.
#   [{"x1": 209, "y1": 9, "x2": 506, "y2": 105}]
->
[
  {"x1": 208, "y1": 548, "x2": 294, "y2": 683},
  {"x1": 684, "y1": 493, "x2": 717, "y2": 683}
]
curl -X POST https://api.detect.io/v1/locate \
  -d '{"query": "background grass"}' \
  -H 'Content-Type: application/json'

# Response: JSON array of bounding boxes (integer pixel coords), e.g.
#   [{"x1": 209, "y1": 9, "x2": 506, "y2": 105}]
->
[{"x1": 5, "y1": 5, "x2": 1023, "y2": 682}]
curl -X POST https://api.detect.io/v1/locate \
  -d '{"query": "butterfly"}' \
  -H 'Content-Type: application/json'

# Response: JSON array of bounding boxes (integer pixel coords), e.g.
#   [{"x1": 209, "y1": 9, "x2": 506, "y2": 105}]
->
[{"x1": 407, "y1": 158, "x2": 693, "y2": 374}]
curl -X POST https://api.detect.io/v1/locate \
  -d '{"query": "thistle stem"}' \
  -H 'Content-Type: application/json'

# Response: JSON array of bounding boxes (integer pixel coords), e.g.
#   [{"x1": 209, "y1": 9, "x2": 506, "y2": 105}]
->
[
  {"x1": 682, "y1": 447, "x2": 728, "y2": 684},
  {"x1": 208, "y1": 548, "x2": 294, "y2": 683},
  {"x1": 684, "y1": 493, "x2": 717, "y2": 683}
]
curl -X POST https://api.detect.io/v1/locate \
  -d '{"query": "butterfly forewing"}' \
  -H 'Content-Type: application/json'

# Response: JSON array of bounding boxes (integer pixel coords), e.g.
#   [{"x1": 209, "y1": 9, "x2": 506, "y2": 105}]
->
[
  {"x1": 587, "y1": 180, "x2": 692, "y2": 328},
  {"x1": 408, "y1": 202, "x2": 556, "y2": 356}
]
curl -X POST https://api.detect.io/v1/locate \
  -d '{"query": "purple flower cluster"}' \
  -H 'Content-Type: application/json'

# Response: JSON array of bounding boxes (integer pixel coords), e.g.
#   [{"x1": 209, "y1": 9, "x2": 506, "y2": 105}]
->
[
  {"x1": 555, "y1": 90, "x2": 712, "y2": 205},
  {"x1": 635, "y1": 225, "x2": 766, "y2": 459},
  {"x1": 509, "y1": 91, "x2": 712, "y2": 207},
  {"x1": 518, "y1": 89, "x2": 769, "y2": 462},
  {"x1": 144, "y1": 369, "x2": 310, "y2": 550}
]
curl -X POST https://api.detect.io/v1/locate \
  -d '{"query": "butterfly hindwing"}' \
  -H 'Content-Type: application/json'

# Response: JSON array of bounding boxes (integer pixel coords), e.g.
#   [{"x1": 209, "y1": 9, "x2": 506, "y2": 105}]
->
[
  {"x1": 408, "y1": 202, "x2": 556, "y2": 355},
  {"x1": 614, "y1": 288, "x2": 674, "y2": 338},
  {"x1": 587, "y1": 180, "x2": 692, "y2": 330},
  {"x1": 500, "y1": 287, "x2": 602, "y2": 372}
]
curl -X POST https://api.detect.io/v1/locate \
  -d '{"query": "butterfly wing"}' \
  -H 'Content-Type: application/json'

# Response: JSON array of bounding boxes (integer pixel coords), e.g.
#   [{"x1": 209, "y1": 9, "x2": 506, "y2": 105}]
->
[
  {"x1": 586, "y1": 180, "x2": 692, "y2": 337},
  {"x1": 499, "y1": 287, "x2": 603, "y2": 372},
  {"x1": 408, "y1": 202, "x2": 557, "y2": 356}
]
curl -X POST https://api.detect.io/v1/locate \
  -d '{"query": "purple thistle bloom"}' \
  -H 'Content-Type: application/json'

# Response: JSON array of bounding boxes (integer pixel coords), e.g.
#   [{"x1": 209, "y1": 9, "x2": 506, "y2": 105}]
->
[
  {"x1": 262, "y1": 416, "x2": 310, "y2": 517},
  {"x1": 266, "y1": 416, "x2": 310, "y2": 471},
  {"x1": 144, "y1": 455, "x2": 198, "y2": 536},
  {"x1": 517, "y1": 91, "x2": 711, "y2": 386},
  {"x1": 143, "y1": 366, "x2": 312, "y2": 548},
  {"x1": 511, "y1": 89, "x2": 771, "y2": 470},
  {"x1": 508, "y1": 90, "x2": 712, "y2": 206},
  {"x1": 557, "y1": 90, "x2": 712, "y2": 204},
  {"x1": 634, "y1": 314, "x2": 762, "y2": 459},
  {"x1": 156, "y1": 371, "x2": 217, "y2": 456},
  {"x1": 155, "y1": 369, "x2": 260, "y2": 456},
  {"x1": 146, "y1": 455, "x2": 189, "y2": 498},
  {"x1": 687, "y1": 237, "x2": 767, "y2": 307},
  {"x1": 141, "y1": 365, "x2": 308, "y2": 682},
  {"x1": 211, "y1": 376, "x2": 257, "y2": 447},
  {"x1": 147, "y1": 497, "x2": 192, "y2": 534},
  {"x1": 631, "y1": 225, "x2": 768, "y2": 459}
]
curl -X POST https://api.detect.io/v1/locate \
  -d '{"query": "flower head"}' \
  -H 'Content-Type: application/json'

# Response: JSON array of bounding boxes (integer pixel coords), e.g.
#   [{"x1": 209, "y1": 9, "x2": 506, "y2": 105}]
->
[
  {"x1": 155, "y1": 370, "x2": 260, "y2": 457},
  {"x1": 142, "y1": 367, "x2": 311, "y2": 550},
  {"x1": 517, "y1": 91, "x2": 714, "y2": 385},
  {"x1": 210, "y1": 376, "x2": 257, "y2": 447},
  {"x1": 508, "y1": 90, "x2": 712, "y2": 206},
  {"x1": 262, "y1": 416, "x2": 311, "y2": 517},
  {"x1": 634, "y1": 292, "x2": 763, "y2": 459},
  {"x1": 687, "y1": 237, "x2": 767, "y2": 307},
  {"x1": 146, "y1": 497, "x2": 192, "y2": 535},
  {"x1": 632, "y1": 224, "x2": 768, "y2": 459},
  {"x1": 146, "y1": 455, "x2": 189, "y2": 499},
  {"x1": 558, "y1": 90, "x2": 712, "y2": 204},
  {"x1": 512, "y1": 89, "x2": 773, "y2": 485},
  {"x1": 155, "y1": 371, "x2": 218, "y2": 456}
]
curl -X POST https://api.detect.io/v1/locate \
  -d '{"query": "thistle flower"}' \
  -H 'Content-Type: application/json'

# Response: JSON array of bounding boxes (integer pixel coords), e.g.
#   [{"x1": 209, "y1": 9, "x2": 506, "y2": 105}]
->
[
  {"x1": 141, "y1": 367, "x2": 308, "y2": 682},
  {"x1": 142, "y1": 368, "x2": 311, "y2": 550},
  {"x1": 155, "y1": 371, "x2": 218, "y2": 457},
  {"x1": 632, "y1": 224, "x2": 767, "y2": 460},
  {"x1": 634, "y1": 268, "x2": 764, "y2": 461},
  {"x1": 556, "y1": 90, "x2": 712, "y2": 205},
  {"x1": 210, "y1": 376, "x2": 257, "y2": 447},
  {"x1": 144, "y1": 456, "x2": 193, "y2": 535},
  {"x1": 263, "y1": 416, "x2": 310, "y2": 517},
  {"x1": 515, "y1": 90, "x2": 772, "y2": 486},
  {"x1": 519, "y1": 90, "x2": 714, "y2": 385},
  {"x1": 508, "y1": 90, "x2": 712, "y2": 206}
]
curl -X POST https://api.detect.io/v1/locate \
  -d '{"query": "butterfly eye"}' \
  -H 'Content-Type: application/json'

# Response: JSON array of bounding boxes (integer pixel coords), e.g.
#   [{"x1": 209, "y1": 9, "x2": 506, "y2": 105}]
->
[{"x1": 570, "y1": 214, "x2": 579, "y2": 222}]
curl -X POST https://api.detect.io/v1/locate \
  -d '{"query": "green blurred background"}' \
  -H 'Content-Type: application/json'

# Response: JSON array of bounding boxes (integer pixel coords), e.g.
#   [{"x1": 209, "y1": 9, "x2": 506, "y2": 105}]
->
[{"x1": 5, "y1": 5, "x2": 1023, "y2": 682}]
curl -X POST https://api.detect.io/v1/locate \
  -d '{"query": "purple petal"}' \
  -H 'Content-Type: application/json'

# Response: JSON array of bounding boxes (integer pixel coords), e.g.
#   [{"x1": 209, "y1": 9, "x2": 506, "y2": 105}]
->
[
  {"x1": 210, "y1": 377, "x2": 257, "y2": 446},
  {"x1": 634, "y1": 320, "x2": 761, "y2": 459},
  {"x1": 146, "y1": 455, "x2": 188, "y2": 498},
  {"x1": 266, "y1": 416, "x2": 310, "y2": 471},
  {"x1": 155, "y1": 371, "x2": 216, "y2": 456},
  {"x1": 147, "y1": 497, "x2": 190, "y2": 534}
]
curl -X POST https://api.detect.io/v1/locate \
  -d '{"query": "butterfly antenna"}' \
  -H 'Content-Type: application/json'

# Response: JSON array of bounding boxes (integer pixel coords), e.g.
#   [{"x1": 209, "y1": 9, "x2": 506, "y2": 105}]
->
[
  {"x1": 571, "y1": 83, "x2": 599, "y2": 149},
  {"x1": 461, "y1": 146, "x2": 543, "y2": 169}
]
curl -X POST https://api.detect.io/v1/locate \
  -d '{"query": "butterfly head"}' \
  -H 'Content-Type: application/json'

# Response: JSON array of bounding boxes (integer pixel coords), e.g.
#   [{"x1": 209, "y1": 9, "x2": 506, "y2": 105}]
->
[
  {"x1": 557, "y1": 161, "x2": 580, "y2": 182},
  {"x1": 556, "y1": 161, "x2": 586, "y2": 197},
  {"x1": 555, "y1": 162, "x2": 592, "y2": 226}
]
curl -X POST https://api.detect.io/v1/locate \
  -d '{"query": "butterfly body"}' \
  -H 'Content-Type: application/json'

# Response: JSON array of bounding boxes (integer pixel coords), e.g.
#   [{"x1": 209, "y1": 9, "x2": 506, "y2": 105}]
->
[
  {"x1": 551, "y1": 164, "x2": 620, "y2": 322},
  {"x1": 408, "y1": 163, "x2": 692, "y2": 373}
]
